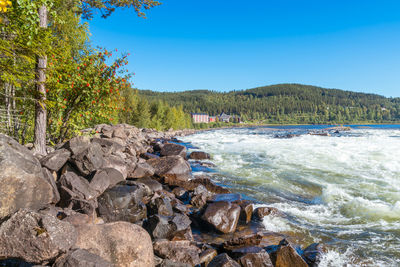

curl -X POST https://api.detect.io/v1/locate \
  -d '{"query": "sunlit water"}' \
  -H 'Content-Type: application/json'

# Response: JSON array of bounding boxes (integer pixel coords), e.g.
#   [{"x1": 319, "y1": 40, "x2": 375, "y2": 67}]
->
[{"x1": 181, "y1": 125, "x2": 400, "y2": 267}]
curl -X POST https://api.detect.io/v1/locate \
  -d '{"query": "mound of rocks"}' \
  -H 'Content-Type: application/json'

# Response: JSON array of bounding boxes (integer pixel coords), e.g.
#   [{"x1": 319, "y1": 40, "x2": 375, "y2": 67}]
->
[{"x1": 0, "y1": 124, "x2": 324, "y2": 267}]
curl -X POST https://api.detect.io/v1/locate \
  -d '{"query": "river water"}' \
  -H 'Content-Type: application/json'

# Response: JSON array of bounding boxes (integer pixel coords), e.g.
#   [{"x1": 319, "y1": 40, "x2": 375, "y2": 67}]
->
[{"x1": 181, "y1": 125, "x2": 400, "y2": 267}]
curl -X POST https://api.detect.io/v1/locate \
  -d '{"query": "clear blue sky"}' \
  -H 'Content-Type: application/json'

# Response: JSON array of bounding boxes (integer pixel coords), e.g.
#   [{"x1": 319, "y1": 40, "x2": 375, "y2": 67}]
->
[{"x1": 88, "y1": 0, "x2": 400, "y2": 97}]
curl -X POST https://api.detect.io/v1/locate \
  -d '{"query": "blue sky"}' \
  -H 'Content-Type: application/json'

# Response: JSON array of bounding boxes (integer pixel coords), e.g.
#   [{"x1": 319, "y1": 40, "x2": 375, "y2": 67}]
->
[{"x1": 88, "y1": 0, "x2": 400, "y2": 97}]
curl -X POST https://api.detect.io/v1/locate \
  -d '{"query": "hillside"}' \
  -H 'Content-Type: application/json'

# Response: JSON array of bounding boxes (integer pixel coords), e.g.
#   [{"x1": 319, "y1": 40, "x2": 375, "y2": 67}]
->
[{"x1": 139, "y1": 84, "x2": 400, "y2": 124}]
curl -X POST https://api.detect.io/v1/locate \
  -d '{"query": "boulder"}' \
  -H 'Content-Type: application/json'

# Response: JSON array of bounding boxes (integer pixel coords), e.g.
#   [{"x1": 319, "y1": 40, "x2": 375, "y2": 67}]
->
[
  {"x1": 63, "y1": 136, "x2": 91, "y2": 155},
  {"x1": 147, "y1": 156, "x2": 192, "y2": 182},
  {"x1": 74, "y1": 222, "x2": 154, "y2": 267},
  {"x1": 0, "y1": 209, "x2": 76, "y2": 263},
  {"x1": 146, "y1": 215, "x2": 177, "y2": 239},
  {"x1": 54, "y1": 249, "x2": 111, "y2": 267},
  {"x1": 302, "y1": 243, "x2": 326, "y2": 267},
  {"x1": 253, "y1": 207, "x2": 281, "y2": 220},
  {"x1": 97, "y1": 184, "x2": 149, "y2": 223},
  {"x1": 40, "y1": 148, "x2": 71, "y2": 171},
  {"x1": 133, "y1": 177, "x2": 163, "y2": 192},
  {"x1": 202, "y1": 201, "x2": 241, "y2": 234},
  {"x1": 147, "y1": 192, "x2": 174, "y2": 217},
  {"x1": 42, "y1": 167, "x2": 61, "y2": 204},
  {"x1": 153, "y1": 240, "x2": 201, "y2": 266},
  {"x1": 128, "y1": 162, "x2": 155, "y2": 178},
  {"x1": 230, "y1": 247, "x2": 273, "y2": 267},
  {"x1": 91, "y1": 137, "x2": 125, "y2": 155},
  {"x1": 69, "y1": 143, "x2": 104, "y2": 176},
  {"x1": 160, "y1": 143, "x2": 187, "y2": 158},
  {"x1": 271, "y1": 239, "x2": 308, "y2": 267},
  {"x1": 0, "y1": 134, "x2": 55, "y2": 220},
  {"x1": 113, "y1": 127, "x2": 128, "y2": 140},
  {"x1": 199, "y1": 249, "x2": 217, "y2": 266},
  {"x1": 235, "y1": 200, "x2": 253, "y2": 224},
  {"x1": 89, "y1": 168, "x2": 125, "y2": 196},
  {"x1": 188, "y1": 151, "x2": 210, "y2": 160},
  {"x1": 102, "y1": 155, "x2": 129, "y2": 179},
  {"x1": 208, "y1": 253, "x2": 240, "y2": 267},
  {"x1": 223, "y1": 232, "x2": 263, "y2": 251}
]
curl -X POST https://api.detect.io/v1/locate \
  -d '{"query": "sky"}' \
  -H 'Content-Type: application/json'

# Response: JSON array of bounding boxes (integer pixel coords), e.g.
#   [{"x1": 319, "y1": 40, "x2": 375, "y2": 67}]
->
[{"x1": 88, "y1": 0, "x2": 400, "y2": 97}]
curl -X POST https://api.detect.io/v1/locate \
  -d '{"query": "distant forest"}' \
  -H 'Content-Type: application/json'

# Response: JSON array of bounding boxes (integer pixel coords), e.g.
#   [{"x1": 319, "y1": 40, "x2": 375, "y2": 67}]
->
[{"x1": 139, "y1": 84, "x2": 400, "y2": 124}]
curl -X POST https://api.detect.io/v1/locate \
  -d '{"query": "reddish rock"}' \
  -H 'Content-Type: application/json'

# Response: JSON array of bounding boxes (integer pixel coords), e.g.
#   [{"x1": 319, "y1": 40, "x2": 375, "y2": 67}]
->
[
  {"x1": 161, "y1": 143, "x2": 187, "y2": 158},
  {"x1": 271, "y1": 239, "x2": 308, "y2": 267},
  {"x1": 189, "y1": 151, "x2": 211, "y2": 160},
  {"x1": 202, "y1": 201, "x2": 241, "y2": 234},
  {"x1": 234, "y1": 200, "x2": 253, "y2": 224},
  {"x1": 153, "y1": 240, "x2": 201, "y2": 266},
  {"x1": 253, "y1": 207, "x2": 281, "y2": 220},
  {"x1": 208, "y1": 253, "x2": 240, "y2": 267}
]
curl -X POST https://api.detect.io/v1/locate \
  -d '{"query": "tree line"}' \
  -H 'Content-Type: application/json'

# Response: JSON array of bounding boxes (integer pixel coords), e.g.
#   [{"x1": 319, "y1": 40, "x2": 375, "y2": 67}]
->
[
  {"x1": 0, "y1": 0, "x2": 192, "y2": 153},
  {"x1": 139, "y1": 84, "x2": 400, "y2": 124}
]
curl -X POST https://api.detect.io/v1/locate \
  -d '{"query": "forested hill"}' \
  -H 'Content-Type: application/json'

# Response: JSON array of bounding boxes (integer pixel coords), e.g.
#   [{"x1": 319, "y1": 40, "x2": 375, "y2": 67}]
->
[{"x1": 139, "y1": 84, "x2": 400, "y2": 124}]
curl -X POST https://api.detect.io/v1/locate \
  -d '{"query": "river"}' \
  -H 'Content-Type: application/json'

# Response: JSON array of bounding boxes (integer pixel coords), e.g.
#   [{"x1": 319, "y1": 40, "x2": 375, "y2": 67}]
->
[{"x1": 181, "y1": 125, "x2": 400, "y2": 267}]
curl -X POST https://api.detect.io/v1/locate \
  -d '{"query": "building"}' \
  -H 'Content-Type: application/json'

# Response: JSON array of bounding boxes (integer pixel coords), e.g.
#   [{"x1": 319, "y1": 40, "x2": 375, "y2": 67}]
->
[
  {"x1": 218, "y1": 112, "x2": 231, "y2": 123},
  {"x1": 209, "y1": 116, "x2": 216, "y2": 123},
  {"x1": 191, "y1": 113, "x2": 209, "y2": 123}
]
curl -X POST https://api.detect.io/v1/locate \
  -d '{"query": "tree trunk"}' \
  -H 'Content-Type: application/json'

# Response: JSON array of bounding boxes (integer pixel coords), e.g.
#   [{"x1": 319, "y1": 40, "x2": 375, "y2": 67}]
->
[{"x1": 33, "y1": 5, "x2": 48, "y2": 155}]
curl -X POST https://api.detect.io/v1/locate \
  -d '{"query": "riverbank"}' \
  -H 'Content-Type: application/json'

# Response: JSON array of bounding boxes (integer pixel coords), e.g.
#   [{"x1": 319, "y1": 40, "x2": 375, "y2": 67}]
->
[{"x1": 0, "y1": 123, "x2": 326, "y2": 266}]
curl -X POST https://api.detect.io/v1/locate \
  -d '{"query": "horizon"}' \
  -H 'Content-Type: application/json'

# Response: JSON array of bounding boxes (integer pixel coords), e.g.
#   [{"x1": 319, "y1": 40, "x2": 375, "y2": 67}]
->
[{"x1": 89, "y1": 0, "x2": 400, "y2": 98}]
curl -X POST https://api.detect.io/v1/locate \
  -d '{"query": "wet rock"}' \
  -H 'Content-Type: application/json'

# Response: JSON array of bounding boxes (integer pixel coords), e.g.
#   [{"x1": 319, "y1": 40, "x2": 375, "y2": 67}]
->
[
  {"x1": 160, "y1": 143, "x2": 187, "y2": 158},
  {"x1": 223, "y1": 232, "x2": 263, "y2": 251},
  {"x1": 202, "y1": 201, "x2": 241, "y2": 234},
  {"x1": 97, "y1": 184, "x2": 148, "y2": 223},
  {"x1": 153, "y1": 240, "x2": 201, "y2": 266},
  {"x1": 234, "y1": 200, "x2": 253, "y2": 224},
  {"x1": 199, "y1": 249, "x2": 217, "y2": 267},
  {"x1": 146, "y1": 215, "x2": 177, "y2": 239},
  {"x1": 147, "y1": 156, "x2": 192, "y2": 182},
  {"x1": 40, "y1": 148, "x2": 71, "y2": 171},
  {"x1": 302, "y1": 243, "x2": 326, "y2": 267},
  {"x1": 188, "y1": 151, "x2": 210, "y2": 160},
  {"x1": 271, "y1": 239, "x2": 308, "y2": 267},
  {"x1": 172, "y1": 187, "x2": 189, "y2": 201},
  {"x1": 128, "y1": 162, "x2": 155, "y2": 178},
  {"x1": 171, "y1": 227, "x2": 194, "y2": 242},
  {"x1": 172, "y1": 213, "x2": 192, "y2": 232},
  {"x1": 69, "y1": 142, "x2": 104, "y2": 176},
  {"x1": 74, "y1": 222, "x2": 154, "y2": 267},
  {"x1": 209, "y1": 193, "x2": 241, "y2": 203},
  {"x1": 192, "y1": 177, "x2": 230, "y2": 194},
  {"x1": 54, "y1": 249, "x2": 111, "y2": 267},
  {"x1": 208, "y1": 253, "x2": 240, "y2": 267},
  {"x1": 0, "y1": 134, "x2": 55, "y2": 220},
  {"x1": 88, "y1": 168, "x2": 125, "y2": 196},
  {"x1": 0, "y1": 209, "x2": 76, "y2": 263},
  {"x1": 253, "y1": 207, "x2": 281, "y2": 220},
  {"x1": 230, "y1": 247, "x2": 273, "y2": 267}
]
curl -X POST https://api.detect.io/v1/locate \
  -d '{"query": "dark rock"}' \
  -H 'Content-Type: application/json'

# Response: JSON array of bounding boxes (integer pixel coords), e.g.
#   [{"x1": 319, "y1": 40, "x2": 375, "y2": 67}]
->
[
  {"x1": 102, "y1": 155, "x2": 128, "y2": 179},
  {"x1": 147, "y1": 156, "x2": 192, "y2": 182},
  {"x1": 208, "y1": 253, "x2": 240, "y2": 267},
  {"x1": 270, "y1": 239, "x2": 308, "y2": 267},
  {"x1": 223, "y1": 232, "x2": 263, "y2": 251},
  {"x1": 160, "y1": 143, "x2": 187, "y2": 158},
  {"x1": 188, "y1": 151, "x2": 210, "y2": 160},
  {"x1": 172, "y1": 213, "x2": 192, "y2": 232},
  {"x1": 166, "y1": 177, "x2": 230, "y2": 194},
  {"x1": 128, "y1": 162, "x2": 155, "y2": 178},
  {"x1": 199, "y1": 249, "x2": 217, "y2": 267},
  {"x1": 209, "y1": 193, "x2": 241, "y2": 203},
  {"x1": 54, "y1": 249, "x2": 111, "y2": 267},
  {"x1": 253, "y1": 207, "x2": 281, "y2": 220},
  {"x1": 142, "y1": 152, "x2": 160, "y2": 160},
  {"x1": 170, "y1": 227, "x2": 194, "y2": 242},
  {"x1": 74, "y1": 222, "x2": 154, "y2": 267},
  {"x1": 302, "y1": 243, "x2": 326, "y2": 267},
  {"x1": 0, "y1": 134, "x2": 55, "y2": 220},
  {"x1": 236, "y1": 249, "x2": 273, "y2": 267},
  {"x1": 0, "y1": 209, "x2": 76, "y2": 263},
  {"x1": 133, "y1": 176, "x2": 163, "y2": 192},
  {"x1": 153, "y1": 240, "x2": 201, "y2": 266},
  {"x1": 58, "y1": 172, "x2": 97, "y2": 202},
  {"x1": 172, "y1": 187, "x2": 189, "y2": 201},
  {"x1": 42, "y1": 167, "x2": 60, "y2": 204},
  {"x1": 97, "y1": 184, "x2": 148, "y2": 223},
  {"x1": 91, "y1": 137, "x2": 125, "y2": 155},
  {"x1": 235, "y1": 200, "x2": 253, "y2": 224},
  {"x1": 88, "y1": 168, "x2": 124, "y2": 196},
  {"x1": 69, "y1": 143, "x2": 104, "y2": 176},
  {"x1": 40, "y1": 148, "x2": 71, "y2": 171},
  {"x1": 157, "y1": 259, "x2": 191, "y2": 267},
  {"x1": 146, "y1": 215, "x2": 177, "y2": 239},
  {"x1": 148, "y1": 192, "x2": 174, "y2": 217},
  {"x1": 202, "y1": 201, "x2": 241, "y2": 234}
]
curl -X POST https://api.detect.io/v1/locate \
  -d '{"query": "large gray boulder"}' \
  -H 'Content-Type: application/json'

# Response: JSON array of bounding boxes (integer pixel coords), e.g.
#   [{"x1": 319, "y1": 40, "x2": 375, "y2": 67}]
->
[
  {"x1": 201, "y1": 201, "x2": 241, "y2": 234},
  {"x1": 69, "y1": 142, "x2": 104, "y2": 176},
  {"x1": 0, "y1": 209, "x2": 77, "y2": 264},
  {"x1": 40, "y1": 148, "x2": 71, "y2": 172},
  {"x1": 54, "y1": 249, "x2": 112, "y2": 267},
  {"x1": 74, "y1": 222, "x2": 154, "y2": 267},
  {"x1": 147, "y1": 156, "x2": 192, "y2": 182},
  {"x1": 0, "y1": 134, "x2": 55, "y2": 220},
  {"x1": 160, "y1": 143, "x2": 187, "y2": 158}
]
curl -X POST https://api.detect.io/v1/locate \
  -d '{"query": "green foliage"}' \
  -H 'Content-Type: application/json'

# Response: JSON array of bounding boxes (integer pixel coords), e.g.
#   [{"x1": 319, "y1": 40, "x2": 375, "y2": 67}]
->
[{"x1": 139, "y1": 84, "x2": 400, "y2": 124}]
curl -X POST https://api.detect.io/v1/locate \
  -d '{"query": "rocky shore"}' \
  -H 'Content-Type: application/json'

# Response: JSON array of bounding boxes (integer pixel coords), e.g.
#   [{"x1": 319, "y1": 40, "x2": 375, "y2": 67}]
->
[{"x1": 0, "y1": 124, "x2": 324, "y2": 267}]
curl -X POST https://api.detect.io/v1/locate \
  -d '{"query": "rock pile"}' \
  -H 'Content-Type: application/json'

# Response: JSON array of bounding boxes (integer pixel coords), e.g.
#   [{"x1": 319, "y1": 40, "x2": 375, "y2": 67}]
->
[{"x1": 0, "y1": 124, "x2": 324, "y2": 266}]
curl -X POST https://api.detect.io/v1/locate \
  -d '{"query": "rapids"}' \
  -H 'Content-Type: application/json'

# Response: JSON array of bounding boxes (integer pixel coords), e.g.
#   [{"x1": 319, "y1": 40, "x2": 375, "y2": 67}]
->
[{"x1": 181, "y1": 125, "x2": 400, "y2": 267}]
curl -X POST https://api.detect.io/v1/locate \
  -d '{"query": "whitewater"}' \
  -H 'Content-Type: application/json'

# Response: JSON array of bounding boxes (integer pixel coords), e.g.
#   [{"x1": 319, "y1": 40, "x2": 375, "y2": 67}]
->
[{"x1": 181, "y1": 125, "x2": 400, "y2": 267}]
